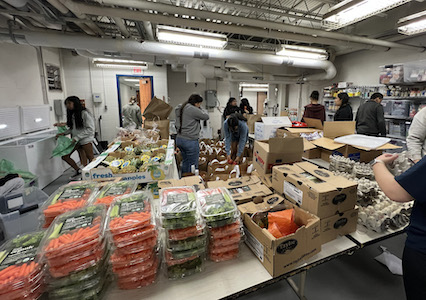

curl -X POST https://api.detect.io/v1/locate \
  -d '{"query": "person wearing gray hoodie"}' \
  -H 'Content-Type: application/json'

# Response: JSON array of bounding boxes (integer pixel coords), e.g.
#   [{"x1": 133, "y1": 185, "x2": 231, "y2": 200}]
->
[{"x1": 175, "y1": 94, "x2": 209, "y2": 174}]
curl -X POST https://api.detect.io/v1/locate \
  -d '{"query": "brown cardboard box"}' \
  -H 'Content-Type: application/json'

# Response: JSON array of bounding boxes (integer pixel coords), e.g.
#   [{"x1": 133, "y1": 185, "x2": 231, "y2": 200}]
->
[
  {"x1": 320, "y1": 208, "x2": 358, "y2": 245},
  {"x1": 272, "y1": 162, "x2": 357, "y2": 219},
  {"x1": 239, "y1": 194, "x2": 321, "y2": 277},
  {"x1": 252, "y1": 170, "x2": 274, "y2": 189},
  {"x1": 158, "y1": 176, "x2": 205, "y2": 191},
  {"x1": 311, "y1": 121, "x2": 400, "y2": 163},
  {"x1": 276, "y1": 129, "x2": 319, "y2": 159},
  {"x1": 246, "y1": 114, "x2": 264, "y2": 134},
  {"x1": 253, "y1": 137, "x2": 304, "y2": 176},
  {"x1": 207, "y1": 175, "x2": 272, "y2": 204}
]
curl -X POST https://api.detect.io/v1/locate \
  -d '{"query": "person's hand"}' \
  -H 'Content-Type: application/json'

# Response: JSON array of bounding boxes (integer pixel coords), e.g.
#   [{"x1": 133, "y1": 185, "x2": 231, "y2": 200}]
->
[
  {"x1": 234, "y1": 156, "x2": 241, "y2": 164},
  {"x1": 53, "y1": 123, "x2": 59, "y2": 127},
  {"x1": 227, "y1": 155, "x2": 233, "y2": 164},
  {"x1": 71, "y1": 138, "x2": 77, "y2": 144},
  {"x1": 376, "y1": 153, "x2": 399, "y2": 166},
  {"x1": 414, "y1": 159, "x2": 420, "y2": 164},
  {"x1": 55, "y1": 133, "x2": 64, "y2": 139}
]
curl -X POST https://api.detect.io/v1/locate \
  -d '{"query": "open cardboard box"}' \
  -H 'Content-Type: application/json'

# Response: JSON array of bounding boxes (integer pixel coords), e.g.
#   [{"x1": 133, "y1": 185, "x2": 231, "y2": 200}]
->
[
  {"x1": 254, "y1": 117, "x2": 292, "y2": 140},
  {"x1": 320, "y1": 207, "x2": 358, "y2": 245},
  {"x1": 207, "y1": 175, "x2": 272, "y2": 205},
  {"x1": 272, "y1": 161, "x2": 357, "y2": 219},
  {"x1": 253, "y1": 136, "x2": 304, "y2": 176},
  {"x1": 239, "y1": 194, "x2": 321, "y2": 277},
  {"x1": 158, "y1": 176, "x2": 205, "y2": 191},
  {"x1": 310, "y1": 121, "x2": 400, "y2": 162}
]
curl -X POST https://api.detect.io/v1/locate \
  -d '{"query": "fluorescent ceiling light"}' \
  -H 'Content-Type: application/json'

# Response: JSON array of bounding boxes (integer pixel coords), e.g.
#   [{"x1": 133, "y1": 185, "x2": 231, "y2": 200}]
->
[
  {"x1": 277, "y1": 45, "x2": 328, "y2": 60},
  {"x1": 124, "y1": 79, "x2": 141, "y2": 82},
  {"x1": 93, "y1": 58, "x2": 148, "y2": 69},
  {"x1": 398, "y1": 10, "x2": 426, "y2": 35},
  {"x1": 240, "y1": 83, "x2": 269, "y2": 88},
  {"x1": 322, "y1": 0, "x2": 412, "y2": 30},
  {"x1": 0, "y1": 124, "x2": 7, "y2": 129},
  {"x1": 35, "y1": 118, "x2": 42, "y2": 123},
  {"x1": 157, "y1": 25, "x2": 228, "y2": 49}
]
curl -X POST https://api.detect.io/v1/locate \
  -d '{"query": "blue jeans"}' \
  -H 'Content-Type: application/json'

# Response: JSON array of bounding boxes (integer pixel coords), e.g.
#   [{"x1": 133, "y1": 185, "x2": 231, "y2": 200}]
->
[{"x1": 176, "y1": 137, "x2": 199, "y2": 174}]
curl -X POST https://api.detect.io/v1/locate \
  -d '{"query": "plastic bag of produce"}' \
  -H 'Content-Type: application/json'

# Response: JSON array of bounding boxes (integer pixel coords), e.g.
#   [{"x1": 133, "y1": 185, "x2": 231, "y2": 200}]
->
[
  {"x1": 52, "y1": 126, "x2": 75, "y2": 157},
  {"x1": 94, "y1": 181, "x2": 137, "y2": 207},
  {"x1": 160, "y1": 187, "x2": 199, "y2": 229},
  {"x1": 0, "y1": 159, "x2": 36, "y2": 182},
  {"x1": 267, "y1": 209, "x2": 299, "y2": 238}
]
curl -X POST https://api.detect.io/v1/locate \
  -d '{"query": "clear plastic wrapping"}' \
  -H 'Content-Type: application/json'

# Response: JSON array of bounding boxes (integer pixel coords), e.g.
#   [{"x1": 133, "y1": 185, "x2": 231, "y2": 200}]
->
[
  {"x1": 94, "y1": 181, "x2": 137, "y2": 207},
  {"x1": 165, "y1": 254, "x2": 204, "y2": 280},
  {"x1": 41, "y1": 181, "x2": 100, "y2": 228},
  {"x1": 0, "y1": 231, "x2": 45, "y2": 298},
  {"x1": 167, "y1": 224, "x2": 205, "y2": 241},
  {"x1": 197, "y1": 188, "x2": 237, "y2": 222},
  {"x1": 160, "y1": 187, "x2": 198, "y2": 229}
]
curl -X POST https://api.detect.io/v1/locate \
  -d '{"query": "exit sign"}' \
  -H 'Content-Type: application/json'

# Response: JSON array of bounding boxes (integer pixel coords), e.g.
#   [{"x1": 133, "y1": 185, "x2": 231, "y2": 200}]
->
[{"x1": 133, "y1": 67, "x2": 143, "y2": 74}]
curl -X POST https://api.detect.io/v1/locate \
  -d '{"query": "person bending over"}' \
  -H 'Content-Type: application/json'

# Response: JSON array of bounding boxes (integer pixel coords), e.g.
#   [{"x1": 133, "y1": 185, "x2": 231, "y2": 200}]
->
[{"x1": 224, "y1": 113, "x2": 248, "y2": 164}]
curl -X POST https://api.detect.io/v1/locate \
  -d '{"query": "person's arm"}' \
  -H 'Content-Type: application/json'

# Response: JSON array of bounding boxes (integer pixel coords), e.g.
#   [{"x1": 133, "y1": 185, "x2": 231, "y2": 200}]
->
[
  {"x1": 321, "y1": 106, "x2": 326, "y2": 123},
  {"x1": 236, "y1": 122, "x2": 248, "y2": 160},
  {"x1": 406, "y1": 111, "x2": 426, "y2": 163},
  {"x1": 191, "y1": 106, "x2": 209, "y2": 121},
  {"x1": 349, "y1": 107, "x2": 354, "y2": 121},
  {"x1": 377, "y1": 105, "x2": 386, "y2": 136},
  {"x1": 224, "y1": 121, "x2": 231, "y2": 156},
  {"x1": 73, "y1": 111, "x2": 95, "y2": 143},
  {"x1": 373, "y1": 155, "x2": 413, "y2": 202}
]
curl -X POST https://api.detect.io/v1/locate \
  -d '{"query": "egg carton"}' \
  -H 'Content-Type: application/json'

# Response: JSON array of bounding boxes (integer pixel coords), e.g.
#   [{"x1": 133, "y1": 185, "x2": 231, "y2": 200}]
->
[
  {"x1": 332, "y1": 171, "x2": 356, "y2": 181},
  {"x1": 329, "y1": 155, "x2": 355, "y2": 173},
  {"x1": 352, "y1": 162, "x2": 374, "y2": 180},
  {"x1": 388, "y1": 151, "x2": 414, "y2": 176}
]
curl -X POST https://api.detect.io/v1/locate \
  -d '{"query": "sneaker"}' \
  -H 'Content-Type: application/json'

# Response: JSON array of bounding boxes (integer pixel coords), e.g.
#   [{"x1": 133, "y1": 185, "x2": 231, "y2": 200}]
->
[{"x1": 69, "y1": 169, "x2": 82, "y2": 179}]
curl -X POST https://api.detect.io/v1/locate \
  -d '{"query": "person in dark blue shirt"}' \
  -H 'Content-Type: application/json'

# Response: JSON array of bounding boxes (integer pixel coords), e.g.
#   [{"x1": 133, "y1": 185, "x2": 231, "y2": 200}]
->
[
  {"x1": 372, "y1": 153, "x2": 426, "y2": 300},
  {"x1": 224, "y1": 113, "x2": 248, "y2": 164}
]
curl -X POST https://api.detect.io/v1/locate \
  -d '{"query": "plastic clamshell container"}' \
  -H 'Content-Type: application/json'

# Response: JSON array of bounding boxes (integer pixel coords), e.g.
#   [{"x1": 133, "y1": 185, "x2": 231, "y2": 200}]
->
[
  {"x1": 112, "y1": 225, "x2": 157, "y2": 248},
  {"x1": 94, "y1": 181, "x2": 137, "y2": 207},
  {"x1": 47, "y1": 252, "x2": 109, "y2": 289},
  {"x1": 209, "y1": 242, "x2": 240, "y2": 255},
  {"x1": 209, "y1": 220, "x2": 242, "y2": 239},
  {"x1": 113, "y1": 233, "x2": 158, "y2": 255},
  {"x1": 209, "y1": 231, "x2": 243, "y2": 248},
  {"x1": 41, "y1": 205, "x2": 107, "y2": 266},
  {"x1": 0, "y1": 231, "x2": 45, "y2": 296},
  {"x1": 113, "y1": 256, "x2": 157, "y2": 278},
  {"x1": 117, "y1": 262, "x2": 158, "y2": 290},
  {"x1": 110, "y1": 247, "x2": 156, "y2": 269},
  {"x1": 41, "y1": 181, "x2": 100, "y2": 228},
  {"x1": 165, "y1": 255, "x2": 204, "y2": 280},
  {"x1": 49, "y1": 274, "x2": 111, "y2": 300},
  {"x1": 107, "y1": 192, "x2": 153, "y2": 237},
  {"x1": 165, "y1": 244, "x2": 206, "y2": 260},
  {"x1": 209, "y1": 248, "x2": 239, "y2": 262},
  {"x1": 197, "y1": 188, "x2": 237, "y2": 223},
  {"x1": 5, "y1": 280, "x2": 44, "y2": 300},
  {"x1": 160, "y1": 187, "x2": 198, "y2": 222},
  {"x1": 205, "y1": 211, "x2": 241, "y2": 228},
  {"x1": 166, "y1": 234, "x2": 207, "y2": 252},
  {"x1": 167, "y1": 223, "x2": 205, "y2": 241}
]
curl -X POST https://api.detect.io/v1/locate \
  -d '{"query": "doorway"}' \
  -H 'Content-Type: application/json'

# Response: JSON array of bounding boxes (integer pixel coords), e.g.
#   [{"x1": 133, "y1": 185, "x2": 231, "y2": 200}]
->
[
  {"x1": 257, "y1": 92, "x2": 267, "y2": 115},
  {"x1": 116, "y1": 75, "x2": 154, "y2": 127}
]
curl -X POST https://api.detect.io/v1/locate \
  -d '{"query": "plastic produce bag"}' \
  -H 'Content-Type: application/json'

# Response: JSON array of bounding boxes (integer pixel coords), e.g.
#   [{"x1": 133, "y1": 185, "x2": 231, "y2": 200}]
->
[
  {"x1": 0, "y1": 159, "x2": 36, "y2": 182},
  {"x1": 267, "y1": 209, "x2": 299, "y2": 238},
  {"x1": 52, "y1": 126, "x2": 75, "y2": 157}
]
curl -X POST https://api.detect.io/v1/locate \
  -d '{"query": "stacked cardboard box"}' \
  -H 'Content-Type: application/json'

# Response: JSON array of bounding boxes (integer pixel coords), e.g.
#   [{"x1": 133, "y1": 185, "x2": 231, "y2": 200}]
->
[
  {"x1": 238, "y1": 194, "x2": 321, "y2": 277},
  {"x1": 272, "y1": 162, "x2": 359, "y2": 245}
]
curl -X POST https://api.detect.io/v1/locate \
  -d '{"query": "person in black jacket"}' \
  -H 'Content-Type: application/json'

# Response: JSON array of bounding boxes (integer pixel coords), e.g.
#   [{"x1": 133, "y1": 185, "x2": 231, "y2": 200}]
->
[
  {"x1": 356, "y1": 93, "x2": 386, "y2": 137},
  {"x1": 223, "y1": 97, "x2": 241, "y2": 119},
  {"x1": 334, "y1": 93, "x2": 353, "y2": 121},
  {"x1": 240, "y1": 98, "x2": 254, "y2": 114}
]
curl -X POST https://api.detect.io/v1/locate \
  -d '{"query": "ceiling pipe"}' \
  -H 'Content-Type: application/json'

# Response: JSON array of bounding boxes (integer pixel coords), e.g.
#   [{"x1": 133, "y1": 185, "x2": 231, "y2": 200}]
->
[
  {"x1": 58, "y1": 0, "x2": 104, "y2": 36},
  {"x1": 112, "y1": 17, "x2": 130, "y2": 38},
  {"x1": 3, "y1": 0, "x2": 28, "y2": 9},
  {"x1": 143, "y1": 21, "x2": 154, "y2": 41},
  {"x1": 69, "y1": 1, "x2": 407, "y2": 52},
  {"x1": 75, "y1": 49, "x2": 156, "y2": 63},
  {"x1": 1, "y1": 30, "x2": 336, "y2": 81},
  {"x1": 93, "y1": 0, "x2": 424, "y2": 52}
]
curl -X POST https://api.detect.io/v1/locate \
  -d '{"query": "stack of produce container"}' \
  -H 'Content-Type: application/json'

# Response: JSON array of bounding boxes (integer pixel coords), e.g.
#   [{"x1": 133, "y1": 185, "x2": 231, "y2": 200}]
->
[
  {"x1": 41, "y1": 205, "x2": 110, "y2": 300},
  {"x1": 160, "y1": 187, "x2": 206, "y2": 279},
  {"x1": 197, "y1": 188, "x2": 243, "y2": 262},
  {"x1": 107, "y1": 192, "x2": 159, "y2": 290},
  {"x1": 94, "y1": 181, "x2": 137, "y2": 207},
  {"x1": 0, "y1": 231, "x2": 46, "y2": 300},
  {"x1": 41, "y1": 181, "x2": 100, "y2": 228}
]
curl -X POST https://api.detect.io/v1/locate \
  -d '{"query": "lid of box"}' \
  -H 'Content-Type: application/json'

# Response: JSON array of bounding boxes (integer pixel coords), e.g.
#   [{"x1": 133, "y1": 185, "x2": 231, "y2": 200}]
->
[
  {"x1": 286, "y1": 127, "x2": 322, "y2": 134},
  {"x1": 310, "y1": 137, "x2": 345, "y2": 151},
  {"x1": 238, "y1": 194, "x2": 285, "y2": 215},
  {"x1": 334, "y1": 134, "x2": 391, "y2": 150},
  {"x1": 323, "y1": 121, "x2": 355, "y2": 139},
  {"x1": 269, "y1": 137, "x2": 304, "y2": 154},
  {"x1": 303, "y1": 139, "x2": 317, "y2": 151},
  {"x1": 260, "y1": 116, "x2": 292, "y2": 127},
  {"x1": 207, "y1": 175, "x2": 261, "y2": 188},
  {"x1": 303, "y1": 118, "x2": 324, "y2": 130}
]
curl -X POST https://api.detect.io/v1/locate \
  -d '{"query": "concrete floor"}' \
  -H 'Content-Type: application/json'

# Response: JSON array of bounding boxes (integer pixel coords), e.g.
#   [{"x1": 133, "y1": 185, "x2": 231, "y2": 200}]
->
[{"x1": 42, "y1": 170, "x2": 407, "y2": 300}]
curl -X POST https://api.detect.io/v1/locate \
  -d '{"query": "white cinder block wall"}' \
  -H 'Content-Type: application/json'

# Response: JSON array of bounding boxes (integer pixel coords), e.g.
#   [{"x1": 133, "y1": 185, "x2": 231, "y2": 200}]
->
[{"x1": 60, "y1": 50, "x2": 168, "y2": 143}]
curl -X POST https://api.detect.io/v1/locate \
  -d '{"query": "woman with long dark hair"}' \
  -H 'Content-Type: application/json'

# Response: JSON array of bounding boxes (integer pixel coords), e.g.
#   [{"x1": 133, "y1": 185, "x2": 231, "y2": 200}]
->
[
  {"x1": 175, "y1": 94, "x2": 209, "y2": 174},
  {"x1": 55, "y1": 96, "x2": 95, "y2": 178},
  {"x1": 240, "y1": 98, "x2": 253, "y2": 114},
  {"x1": 223, "y1": 97, "x2": 241, "y2": 119},
  {"x1": 334, "y1": 92, "x2": 353, "y2": 121},
  {"x1": 302, "y1": 91, "x2": 325, "y2": 123},
  {"x1": 224, "y1": 113, "x2": 248, "y2": 164}
]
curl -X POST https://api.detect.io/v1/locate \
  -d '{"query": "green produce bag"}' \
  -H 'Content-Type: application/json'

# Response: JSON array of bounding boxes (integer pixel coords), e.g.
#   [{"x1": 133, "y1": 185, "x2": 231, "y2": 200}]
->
[
  {"x1": 52, "y1": 126, "x2": 75, "y2": 157},
  {"x1": 0, "y1": 159, "x2": 36, "y2": 181}
]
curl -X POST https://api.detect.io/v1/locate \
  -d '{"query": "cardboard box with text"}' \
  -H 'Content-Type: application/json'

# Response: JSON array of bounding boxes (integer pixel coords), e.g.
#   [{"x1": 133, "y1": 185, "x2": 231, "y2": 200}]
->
[
  {"x1": 254, "y1": 117, "x2": 292, "y2": 140},
  {"x1": 239, "y1": 194, "x2": 321, "y2": 277},
  {"x1": 272, "y1": 162, "x2": 357, "y2": 219},
  {"x1": 320, "y1": 208, "x2": 358, "y2": 245}
]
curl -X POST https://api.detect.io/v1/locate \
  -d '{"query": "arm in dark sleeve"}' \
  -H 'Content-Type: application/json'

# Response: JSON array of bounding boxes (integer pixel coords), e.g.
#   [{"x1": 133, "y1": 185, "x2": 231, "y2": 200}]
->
[
  {"x1": 377, "y1": 105, "x2": 386, "y2": 136},
  {"x1": 321, "y1": 107, "x2": 326, "y2": 123},
  {"x1": 349, "y1": 107, "x2": 354, "y2": 121},
  {"x1": 0, "y1": 174, "x2": 19, "y2": 187},
  {"x1": 395, "y1": 157, "x2": 426, "y2": 202}
]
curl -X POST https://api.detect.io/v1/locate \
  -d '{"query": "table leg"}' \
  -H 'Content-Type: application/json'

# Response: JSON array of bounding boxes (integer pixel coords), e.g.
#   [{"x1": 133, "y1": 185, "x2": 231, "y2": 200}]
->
[{"x1": 286, "y1": 270, "x2": 308, "y2": 300}]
